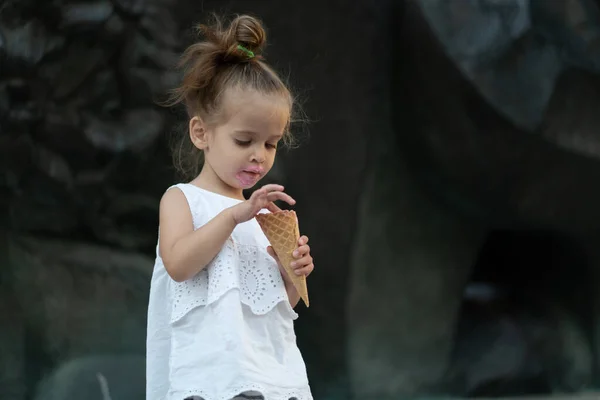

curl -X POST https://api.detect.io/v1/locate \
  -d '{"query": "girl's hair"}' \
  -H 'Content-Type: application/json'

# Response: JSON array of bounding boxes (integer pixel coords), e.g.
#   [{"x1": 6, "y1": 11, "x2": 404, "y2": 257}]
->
[{"x1": 164, "y1": 14, "x2": 297, "y2": 180}]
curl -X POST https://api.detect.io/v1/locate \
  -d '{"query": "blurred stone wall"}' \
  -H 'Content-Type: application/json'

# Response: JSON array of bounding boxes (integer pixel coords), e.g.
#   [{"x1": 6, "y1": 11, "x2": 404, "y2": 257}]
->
[
  {"x1": 0, "y1": 0, "x2": 379, "y2": 398},
  {"x1": 4, "y1": 0, "x2": 600, "y2": 399},
  {"x1": 348, "y1": 0, "x2": 600, "y2": 399},
  {"x1": 1, "y1": 0, "x2": 183, "y2": 398}
]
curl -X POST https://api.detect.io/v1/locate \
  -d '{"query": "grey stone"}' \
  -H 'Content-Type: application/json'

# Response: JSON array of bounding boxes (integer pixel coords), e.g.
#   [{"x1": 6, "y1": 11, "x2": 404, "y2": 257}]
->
[
  {"x1": 449, "y1": 285, "x2": 592, "y2": 396},
  {"x1": 126, "y1": 32, "x2": 179, "y2": 70},
  {"x1": 61, "y1": 2, "x2": 114, "y2": 27},
  {"x1": 0, "y1": 0, "x2": 177, "y2": 396},
  {"x1": 8, "y1": 183, "x2": 79, "y2": 235},
  {"x1": 419, "y1": 0, "x2": 558, "y2": 131},
  {"x1": 8, "y1": 233, "x2": 152, "y2": 348},
  {"x1": 129, "y1": 67, "x2": 180, "y2": 101},
  {"x1": 0, "y1": 232, "x2": 151, "y2": 399},
  {"x1": 396, "y1": 1, "x2": 600, "y2": 232},
  {"x1": 34, "y1": 355, "x2": 145, "y2": 400},
  {"x1": 4, "y1": 78, "x2": 41, "y2": 127},
  {"x1": 2, "y1": 22, "x2": 64, "y2": 65},
  {"x1": 347, "y1": 0, "x2": 600, "y2": 398},
  {"x1": 89, "y1": 191, "x2": 160, "y2": 249},
  {"x1": 347, "y1": 137, "x2": 486, "y2": 398},
  {"x1": 419, "y1": 0, "x2": 600, "y2": 131},
  {"x1": 531, "y1": 0, "x2": 600, "y2": 71},
  {"x1": 139, "y1": 6, "x2": 179, "y2": 48},
  {"x1": 0, "y1": 290, "x2": 26, "y2": 400},
  {"x1": 113, "y1": 0, "x2": 147, "y2": 16},
  {"x1": 34, "y1": 146, "x2": 73, "y2": 187},
  {"x1": 50, "y1": 44, "x2": 106, "y2": 100},
  {"x1": 83, "y1": 108, "x2": 165, "y2": 153},
  {"x1": 104, "y1": 14, "x2": 125, "y2": 36},
  {"x1": 0, "y1": 82, "x2": 10, "y2": 121},
  {"x1": 541, "y1": 69, "x2": 600, "y2": 158}
]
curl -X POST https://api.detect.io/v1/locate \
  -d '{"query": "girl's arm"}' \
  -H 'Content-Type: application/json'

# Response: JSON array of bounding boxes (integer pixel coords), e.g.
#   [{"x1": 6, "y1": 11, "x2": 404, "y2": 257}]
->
[
  {"x1": 158, "y1": 188, "x2": 237, "y2": 282},
  {"x1": 285, "y1": 283, "x2": 300, "y2": 308},
  {"x1": 159, "y1": 184, "x2": 295, "y2": 283}
]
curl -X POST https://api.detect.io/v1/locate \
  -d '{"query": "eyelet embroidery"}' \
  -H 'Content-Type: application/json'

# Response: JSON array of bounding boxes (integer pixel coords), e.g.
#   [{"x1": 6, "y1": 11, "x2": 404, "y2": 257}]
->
[
  {"x1": 166, "y1": 183, "x2": 297, "y2": 322},
  {"x1": 169, "y1": 234, "x2": 294, "y2": 323},
  {"x1": 179, "y1": 383, "x2": 313, "y2": 400}
]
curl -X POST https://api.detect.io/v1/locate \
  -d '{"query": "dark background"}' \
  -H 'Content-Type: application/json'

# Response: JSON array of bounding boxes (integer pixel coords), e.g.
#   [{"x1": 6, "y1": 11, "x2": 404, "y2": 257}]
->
[{"x1": 3, "y1": 0, "x2": 600, "y2": 399}]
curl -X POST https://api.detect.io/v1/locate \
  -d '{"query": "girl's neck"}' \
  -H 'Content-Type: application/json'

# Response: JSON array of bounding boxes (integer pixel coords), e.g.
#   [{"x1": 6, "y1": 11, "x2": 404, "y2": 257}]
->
[{"x1": 192, "y1": 166, "x2": 245, "y2": 201}]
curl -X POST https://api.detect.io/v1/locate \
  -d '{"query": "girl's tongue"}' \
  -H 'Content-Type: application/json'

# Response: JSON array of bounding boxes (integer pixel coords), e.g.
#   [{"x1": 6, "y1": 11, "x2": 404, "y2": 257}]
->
[{"x1": 236, "y1": 170, "x2": 260, "y2": 186}]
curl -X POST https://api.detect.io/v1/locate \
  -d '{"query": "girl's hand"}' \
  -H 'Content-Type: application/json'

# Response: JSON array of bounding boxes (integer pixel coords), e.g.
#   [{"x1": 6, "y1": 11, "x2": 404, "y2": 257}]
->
[
  {"x1": 267, "y1": 235, "x2": 314, "y2": 284},
  {"x1": 230, "y1": 184, "x2": 295, "y2": 224}
]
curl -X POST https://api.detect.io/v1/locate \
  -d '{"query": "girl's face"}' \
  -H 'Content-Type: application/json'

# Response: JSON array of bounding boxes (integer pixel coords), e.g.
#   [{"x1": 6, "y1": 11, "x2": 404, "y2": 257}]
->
[{"x1": 191, "y1": 88, "x2": 290, "y2": 199}]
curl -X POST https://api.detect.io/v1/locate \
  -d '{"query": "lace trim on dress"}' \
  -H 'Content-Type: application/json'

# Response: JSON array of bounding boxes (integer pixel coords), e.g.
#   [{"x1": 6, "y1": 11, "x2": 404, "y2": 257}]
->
[
  {"x1": 166, "y1": 183, "x2": 298, "y2": 323},
  {"x1": 169, "y1": 240, "x2": 297, "y2": 323},
  {"x1": 177, "y1": 382, "x2": 313, "y2": 400}
]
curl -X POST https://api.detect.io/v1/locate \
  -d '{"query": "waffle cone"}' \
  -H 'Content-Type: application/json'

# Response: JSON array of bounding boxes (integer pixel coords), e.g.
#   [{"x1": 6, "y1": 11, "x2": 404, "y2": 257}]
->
[{"x1": 256, "y1": 210, "x2": 309, "y2": 307}]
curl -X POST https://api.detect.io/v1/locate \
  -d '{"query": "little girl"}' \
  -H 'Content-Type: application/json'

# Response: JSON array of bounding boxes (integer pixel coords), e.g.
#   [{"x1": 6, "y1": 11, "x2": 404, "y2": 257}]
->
[{"x1": 145, "y1": 14, "x2": 314, "y2": 400}]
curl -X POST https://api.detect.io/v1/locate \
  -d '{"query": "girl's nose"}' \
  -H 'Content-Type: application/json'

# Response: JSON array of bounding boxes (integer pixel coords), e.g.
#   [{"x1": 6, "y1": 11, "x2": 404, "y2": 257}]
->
[{"x1": 251, "y1": 147, "x2": 266, "y2": 163}]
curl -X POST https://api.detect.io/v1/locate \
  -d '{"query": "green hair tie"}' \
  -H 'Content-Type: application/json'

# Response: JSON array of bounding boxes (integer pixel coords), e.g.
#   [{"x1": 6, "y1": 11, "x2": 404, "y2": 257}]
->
[{"x1": 237, "y1": 44, "x2": 255, "y2": 59}]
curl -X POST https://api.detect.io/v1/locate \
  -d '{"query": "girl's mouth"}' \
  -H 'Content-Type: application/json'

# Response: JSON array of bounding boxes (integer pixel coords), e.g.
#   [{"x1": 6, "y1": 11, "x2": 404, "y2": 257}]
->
[{"x1": 236, "y1": 170, "x2": 262, "y2": 186}]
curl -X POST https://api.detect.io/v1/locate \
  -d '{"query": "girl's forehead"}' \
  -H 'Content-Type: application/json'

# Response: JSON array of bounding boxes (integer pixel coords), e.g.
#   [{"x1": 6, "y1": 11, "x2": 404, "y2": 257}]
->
[
  {"x1": 222, "y1": 89, "x2": 290, "y2": 132},
  {"x1": 223, "y1": 88, "x2": 290, "y2": 113}
]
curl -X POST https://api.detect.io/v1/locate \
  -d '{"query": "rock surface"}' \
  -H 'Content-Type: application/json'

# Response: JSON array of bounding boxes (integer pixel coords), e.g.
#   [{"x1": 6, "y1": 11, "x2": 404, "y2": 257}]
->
[
  {"x1": 348, "y1": 0, "x2": 600, "y2": 398},
  {"x1": 3, "y1": 0, "x2": 600, "y2": 399}
]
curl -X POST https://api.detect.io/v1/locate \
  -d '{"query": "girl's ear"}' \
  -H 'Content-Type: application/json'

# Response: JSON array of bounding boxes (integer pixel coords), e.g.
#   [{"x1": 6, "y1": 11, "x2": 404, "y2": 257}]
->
[{"x1": 190, "y1": 116, "x2": 209, "y2": 150}]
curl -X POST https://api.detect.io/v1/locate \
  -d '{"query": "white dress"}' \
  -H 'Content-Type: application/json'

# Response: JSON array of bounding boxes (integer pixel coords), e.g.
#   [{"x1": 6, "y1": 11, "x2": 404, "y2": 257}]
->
[{"x1": 146, "y1": 183, "x2": 313, "y2": 400}]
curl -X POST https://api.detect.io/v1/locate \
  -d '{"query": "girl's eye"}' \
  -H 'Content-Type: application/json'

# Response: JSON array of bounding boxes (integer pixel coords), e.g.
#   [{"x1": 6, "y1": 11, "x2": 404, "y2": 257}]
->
[
  {"x1": 266, "y1": 143, "x2": 277, "y2": 149},
  {"x1": 235, "y1": 139, "x2": 251, "y2": 146}
]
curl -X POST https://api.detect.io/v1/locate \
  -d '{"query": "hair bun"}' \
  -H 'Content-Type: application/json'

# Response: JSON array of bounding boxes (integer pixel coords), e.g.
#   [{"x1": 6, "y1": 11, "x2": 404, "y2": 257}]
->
[
  {"x1": 197, "y1": 14, "x2": 267, "y2": 62},
  {"x1": 230, "y1": 15, "x2": 266, "y2": 53}
]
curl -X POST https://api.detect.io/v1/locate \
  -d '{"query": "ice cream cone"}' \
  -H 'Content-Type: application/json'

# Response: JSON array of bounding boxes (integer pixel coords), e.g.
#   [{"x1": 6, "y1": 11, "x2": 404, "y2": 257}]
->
[{"x1": 256, "y1": 210, "x2": 309, "y2": 307}]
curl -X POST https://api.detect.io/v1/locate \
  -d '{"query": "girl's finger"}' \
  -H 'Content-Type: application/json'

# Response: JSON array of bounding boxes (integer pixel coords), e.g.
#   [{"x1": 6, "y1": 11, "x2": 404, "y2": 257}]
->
[
  {"x1": 291, "y1": 255, "x2": 312, "y2": 270},
  {"x1": 298, "y1": 235, "x2": 309, "y2": 246},
  {"x1": 267, "y1": 191, "x2": 296, "y2": 205},
  {"x1": 266, "y1": 246, "x2": 280, "y2": 262},
  {"x1": 265, "y1": 202, "x2": 282, "y2": 213},
  {"x1": 260, "y1": 184, "x2": 285, "y2": 193},
  {"x1": 251, "y1": 186, "x2": 273, "y2": 208},
  {"x1": 249, "y1": 187, "x2": 267, "y2": 203},
  {"x1": 295, "y1": 263, "x2": 314, "y2": 276},
  {"x1": 293, "y1": 244, "x2": 310, "y2": 258}
]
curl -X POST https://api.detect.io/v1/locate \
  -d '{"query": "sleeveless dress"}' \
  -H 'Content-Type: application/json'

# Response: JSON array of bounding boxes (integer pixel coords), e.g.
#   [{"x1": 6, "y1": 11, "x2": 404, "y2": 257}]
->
[{"x1": 146, "y1": 184, "x2": 313, "y2": 400}]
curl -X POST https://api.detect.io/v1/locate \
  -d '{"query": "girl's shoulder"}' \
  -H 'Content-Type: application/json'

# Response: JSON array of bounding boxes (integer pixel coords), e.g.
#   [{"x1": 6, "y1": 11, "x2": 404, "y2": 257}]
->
[
  {"x1": 165, "y1": 183, "x2": 240, "y2": 220},
  {"x1": 167, "y1": 183, "x2": 241, "y2": 207},
  {"x1": 165, "y1": 183, "x2": 267, "y2": 246}
]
